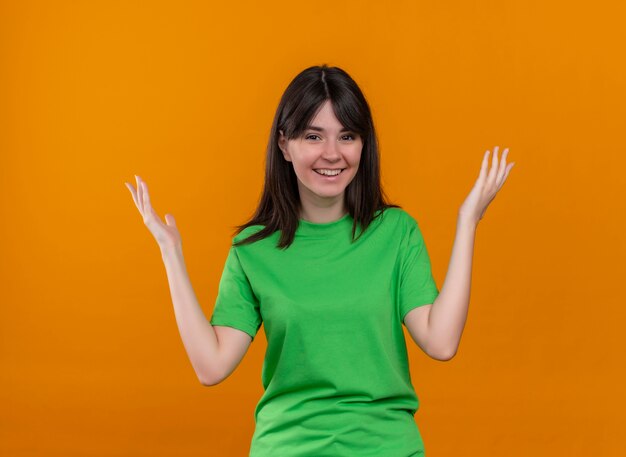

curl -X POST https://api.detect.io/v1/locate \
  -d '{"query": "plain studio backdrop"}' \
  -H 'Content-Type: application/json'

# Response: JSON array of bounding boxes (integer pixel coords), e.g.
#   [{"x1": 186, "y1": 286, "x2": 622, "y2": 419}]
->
[{"x1": 0, "y1": 1, "x2": 624, "y2": 456}]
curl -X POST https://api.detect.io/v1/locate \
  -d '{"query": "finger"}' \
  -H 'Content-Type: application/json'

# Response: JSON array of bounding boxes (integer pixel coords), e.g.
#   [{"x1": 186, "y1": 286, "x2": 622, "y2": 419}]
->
[
  {"x1": 142, "y1": 182, "x2": 167, "y2": 229},
  {"x1": 487, "y1": 146, "x2": 499, "y2": 187},
  {"x1": 477, "y1": 150, "x2": 490, "y2": 184},
  {"x1": 165, "y1": 213, "x2": 176, "y2": 227},
  {"x1": 138, "y1": 175, "x2": 145, "y2": 214},
  {"x1": 141, "y1": 181, "x2": 161, "y2": 221},
  {"x1": 135, "y1": 175, "x2": 144, "y2": 214},
  {"x1": 496, "y1": 147, "x2": 509, "y2": 186},
  {"x1": 496, "y1": 162, "x2": 514, "y2": 192},
  {"x1": 125, "y1": 182, "x2": 141, "y2": 212},
  {"x1": 142, "y1": 181, "x2": 153, "y2": 219}
]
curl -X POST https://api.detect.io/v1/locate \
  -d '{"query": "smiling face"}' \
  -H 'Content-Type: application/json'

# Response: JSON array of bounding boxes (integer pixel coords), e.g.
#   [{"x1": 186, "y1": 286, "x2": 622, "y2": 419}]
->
[{"x1": 278, "y1": 100, "x2": 363, "y2": 219}]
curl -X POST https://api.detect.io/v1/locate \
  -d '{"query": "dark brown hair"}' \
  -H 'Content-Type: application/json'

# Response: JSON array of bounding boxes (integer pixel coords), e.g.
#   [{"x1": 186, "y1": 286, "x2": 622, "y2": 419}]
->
[{"x1": 232, "y1": 64, "x2": 400, "y2": 249}]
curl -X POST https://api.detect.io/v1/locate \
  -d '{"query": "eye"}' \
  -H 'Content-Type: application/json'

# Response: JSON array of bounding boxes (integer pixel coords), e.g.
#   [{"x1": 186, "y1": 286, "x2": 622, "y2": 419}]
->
[{"x1": 304, "y1": 133, "x2": 357, "y2": 141}]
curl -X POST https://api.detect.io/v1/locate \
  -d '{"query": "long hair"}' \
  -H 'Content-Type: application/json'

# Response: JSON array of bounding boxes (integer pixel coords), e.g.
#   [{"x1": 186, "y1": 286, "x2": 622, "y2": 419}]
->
[{"x1": 232, "y1": 64, "x2": 400, "y2": 249}]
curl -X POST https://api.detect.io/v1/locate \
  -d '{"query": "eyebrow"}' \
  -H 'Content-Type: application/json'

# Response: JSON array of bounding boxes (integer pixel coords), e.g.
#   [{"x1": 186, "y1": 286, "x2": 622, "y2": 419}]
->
[{"x1": 307, "y1": 125, "x2": 352, "y2": 133}]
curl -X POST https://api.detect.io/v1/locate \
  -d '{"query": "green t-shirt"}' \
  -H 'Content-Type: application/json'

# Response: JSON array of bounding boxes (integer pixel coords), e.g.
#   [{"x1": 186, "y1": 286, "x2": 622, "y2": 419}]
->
[{"x1": 210, "y1": 207, "x2": 439, "y2": 456}]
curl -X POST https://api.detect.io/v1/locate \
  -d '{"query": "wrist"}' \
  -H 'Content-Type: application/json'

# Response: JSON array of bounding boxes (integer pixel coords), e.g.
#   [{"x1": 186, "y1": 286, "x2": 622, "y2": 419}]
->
[
  {"x1": 160, "y1": 242, "x2": 183, "y2": 260},
  {"x1": 457, "y1": 212, "x2": 478, "y2": 230}
]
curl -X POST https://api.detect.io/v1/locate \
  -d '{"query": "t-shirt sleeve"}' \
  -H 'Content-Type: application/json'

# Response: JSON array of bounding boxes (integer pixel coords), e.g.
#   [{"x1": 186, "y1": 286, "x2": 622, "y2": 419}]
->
[
  {"x1": 399, "y1": 215, "x2": 440, "y2": 323},
  {"x1": 209, "y1": 245, "x2": 262, "y2": 341}
]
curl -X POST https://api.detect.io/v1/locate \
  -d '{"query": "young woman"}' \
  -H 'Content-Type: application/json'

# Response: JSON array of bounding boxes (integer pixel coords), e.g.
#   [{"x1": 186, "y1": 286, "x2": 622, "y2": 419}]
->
[{"x1": 125, "y1": 64, "x2": 514, "y2": 456}]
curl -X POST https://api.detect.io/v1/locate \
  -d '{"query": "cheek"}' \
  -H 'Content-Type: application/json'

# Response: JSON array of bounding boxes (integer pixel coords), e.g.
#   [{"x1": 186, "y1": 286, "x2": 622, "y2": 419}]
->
[
  {"x1": 291, "y1": 160, "x2": 316, "y2": 180},
  {"x1": 349, "y1": 148, "x2": 362, "y2": 167},
  {"x1": 294, "y1": 155, "x2": 318, "y2": 171}
]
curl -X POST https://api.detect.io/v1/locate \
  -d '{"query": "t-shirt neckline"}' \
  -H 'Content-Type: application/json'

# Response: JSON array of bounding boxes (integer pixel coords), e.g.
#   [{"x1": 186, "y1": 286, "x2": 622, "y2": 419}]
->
[{"x1": 296, "y1": 212, "x2": 353, "y2": 237}]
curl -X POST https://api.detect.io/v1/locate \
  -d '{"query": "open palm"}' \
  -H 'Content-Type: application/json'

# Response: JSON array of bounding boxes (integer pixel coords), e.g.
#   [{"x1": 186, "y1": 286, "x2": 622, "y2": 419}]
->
[
  {"x1": 459, "y1": 146, "x2": 515, "y2": 225},
  {"x1": 125, "y1": 175, "x2": 182, "y2": 250}
]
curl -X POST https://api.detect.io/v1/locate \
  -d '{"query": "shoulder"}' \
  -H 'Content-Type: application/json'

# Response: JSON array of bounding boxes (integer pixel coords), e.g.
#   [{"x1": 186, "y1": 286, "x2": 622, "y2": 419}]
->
[
  {"x1": 231, "y1": 224, "x2": 282, "y2": 256},
  {"x1": 378, "y1": 207, "x2": 427, "y2": 248},
  {"x1": 379, "y1": 206, "x2": 418, "y2": 229},
  {"x1": 232, "y1": 224, "x2": 265, "y2": 245}
]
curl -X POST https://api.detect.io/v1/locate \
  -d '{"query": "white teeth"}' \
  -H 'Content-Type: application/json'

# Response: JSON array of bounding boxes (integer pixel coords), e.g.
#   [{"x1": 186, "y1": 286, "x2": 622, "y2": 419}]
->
[{"x1": 314, "y1": 169, "x2": 343, "y2": 176}]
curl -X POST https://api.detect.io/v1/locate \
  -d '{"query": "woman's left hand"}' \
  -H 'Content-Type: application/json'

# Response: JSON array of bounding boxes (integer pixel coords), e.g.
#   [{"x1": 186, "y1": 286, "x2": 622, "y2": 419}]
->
[{"x1": 459, "y1": 146, "x2": 515, "y2": 226}]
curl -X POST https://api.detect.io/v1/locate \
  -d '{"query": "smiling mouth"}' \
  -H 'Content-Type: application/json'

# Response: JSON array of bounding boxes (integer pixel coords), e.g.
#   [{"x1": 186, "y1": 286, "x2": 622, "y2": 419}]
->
[{"x1": 314, "y1": 168, "x2": 345, "y2": 176}]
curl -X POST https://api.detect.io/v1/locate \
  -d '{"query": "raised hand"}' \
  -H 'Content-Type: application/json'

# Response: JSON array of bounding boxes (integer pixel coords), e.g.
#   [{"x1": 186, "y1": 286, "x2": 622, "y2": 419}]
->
[
  {"x1": 125, "y1": 175, "x2": 182, "y2": 251},
  {"x1": 459, "y1": 146, "x2": 515, "y2": 225}
]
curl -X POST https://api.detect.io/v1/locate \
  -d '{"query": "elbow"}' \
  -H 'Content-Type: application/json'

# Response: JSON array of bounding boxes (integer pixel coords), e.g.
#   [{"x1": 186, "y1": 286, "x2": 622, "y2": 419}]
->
[
  {"x1": 200, "y1": 376, "x2": 220, "y2": 387},
  {"x1": 425, "y1": 333, "x2": 459, "y2": 361},
  {"x1": 199, "y1": 370, "x2": 222, "y2": 387},
  {"x1": 200, "y1": 377, "x2": 216, "y2": 387},
  {"x1": 428, "y1": 346, "x2": 457, "y2": 362}
]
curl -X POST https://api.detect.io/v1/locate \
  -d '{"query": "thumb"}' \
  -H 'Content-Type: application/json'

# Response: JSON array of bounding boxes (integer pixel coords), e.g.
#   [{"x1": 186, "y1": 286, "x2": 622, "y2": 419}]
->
[{"x1": 164, "y1": 214, "x2": 177, "y2": 227}]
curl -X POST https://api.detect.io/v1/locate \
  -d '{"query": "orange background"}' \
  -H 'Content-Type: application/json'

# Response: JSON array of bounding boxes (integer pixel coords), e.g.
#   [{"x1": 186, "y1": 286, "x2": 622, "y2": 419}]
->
[{"x1": 1, "y1": 1, "x2": 624, "y2": 455}]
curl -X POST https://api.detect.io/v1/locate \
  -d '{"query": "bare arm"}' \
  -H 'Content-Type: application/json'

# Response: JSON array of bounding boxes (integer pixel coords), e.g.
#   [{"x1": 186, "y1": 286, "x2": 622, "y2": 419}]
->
[
  {"x1": 429, "y1": 215, "x2": 476, "y2": 360},
  {"x1": 125, "y1": 175, "x2": 253, "y2": 386},
  {"x1": 161, "y1": 244, "x2": 255, "y2": 386},
  {"x1": 161, "y1": 244, "x2": 222, "y2": 385},
  {"x1": 404, "y1": 214, "x2": 475, "y2": 361},
  {"x1": 405, "y1": 147, "x2": 514, "y2": 360}
]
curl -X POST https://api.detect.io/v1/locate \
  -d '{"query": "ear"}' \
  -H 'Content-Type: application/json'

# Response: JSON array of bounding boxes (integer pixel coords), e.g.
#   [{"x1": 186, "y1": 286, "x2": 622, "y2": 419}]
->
[{"x1": 278, "y1": 130, "x2": 292, "y2": 162}]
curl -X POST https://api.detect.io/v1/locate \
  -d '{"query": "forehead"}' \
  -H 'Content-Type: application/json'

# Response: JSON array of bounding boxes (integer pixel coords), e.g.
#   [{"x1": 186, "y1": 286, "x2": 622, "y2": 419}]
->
[{"x1": 306, "y1": 100, "x2": 349, "y2": 132}]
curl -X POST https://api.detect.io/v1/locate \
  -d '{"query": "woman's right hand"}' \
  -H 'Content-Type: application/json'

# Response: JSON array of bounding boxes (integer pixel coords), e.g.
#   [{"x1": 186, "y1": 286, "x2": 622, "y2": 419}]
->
[{"x1": 125, "y1": 175, "x2": 182, "y2": 251}]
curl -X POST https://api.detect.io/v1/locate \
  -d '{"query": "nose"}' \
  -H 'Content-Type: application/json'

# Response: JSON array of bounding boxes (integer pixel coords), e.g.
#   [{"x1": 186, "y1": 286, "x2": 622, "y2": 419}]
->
[{"x1": 321, "y1": 139, "x2": 341, "y2": 162}]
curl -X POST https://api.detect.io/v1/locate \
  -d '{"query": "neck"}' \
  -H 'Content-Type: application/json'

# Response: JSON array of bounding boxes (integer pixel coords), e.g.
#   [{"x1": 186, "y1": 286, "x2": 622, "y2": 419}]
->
[{"x1": 299, "y1": 202, "x2": 348, "y2": 224}]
